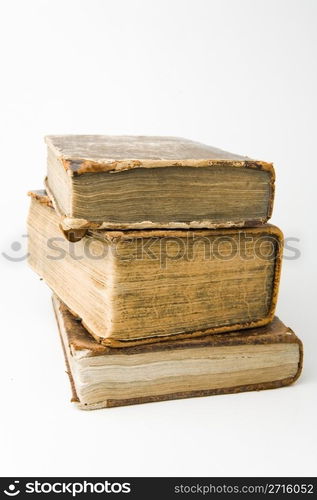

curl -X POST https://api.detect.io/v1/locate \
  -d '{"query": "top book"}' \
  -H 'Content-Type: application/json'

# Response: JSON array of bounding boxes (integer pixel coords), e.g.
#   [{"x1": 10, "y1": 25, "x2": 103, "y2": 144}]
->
[{"x1": 45, "y1": 135, "x2": 274, "y2": 231}]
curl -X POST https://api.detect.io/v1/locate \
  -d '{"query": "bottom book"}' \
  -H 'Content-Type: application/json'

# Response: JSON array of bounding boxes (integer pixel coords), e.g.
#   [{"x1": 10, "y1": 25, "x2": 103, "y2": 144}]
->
[{"x1": 53, "y1": 295, "x2": 303, "y2": 410}]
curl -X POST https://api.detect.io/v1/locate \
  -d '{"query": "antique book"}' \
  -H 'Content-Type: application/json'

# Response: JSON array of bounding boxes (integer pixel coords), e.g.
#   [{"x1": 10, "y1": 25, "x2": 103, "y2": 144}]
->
[
  {"x1": 28, "y1": 191, "x2": 282, "y2": 347},
  {"x1": 45, "y1": 135, "x2": 275, "y2": 232},
  {"x1": 53, "y1": 296, "x2": 303, "y2": 410}
]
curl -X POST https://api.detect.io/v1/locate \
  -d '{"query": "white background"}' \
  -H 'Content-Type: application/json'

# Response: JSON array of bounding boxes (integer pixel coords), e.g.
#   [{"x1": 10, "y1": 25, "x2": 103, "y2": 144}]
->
[{"x1": 0, "y1": 0, "x2": 316, "y2": 477}]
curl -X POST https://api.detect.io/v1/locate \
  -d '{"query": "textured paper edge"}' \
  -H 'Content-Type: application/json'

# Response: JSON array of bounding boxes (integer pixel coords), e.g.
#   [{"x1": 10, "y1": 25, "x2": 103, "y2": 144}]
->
[
  {"x1": 52, "y1": 295, "x2": 303, "y2": 410},
  {"x1": 83, "y1": 224, "x2": 283, "y2": 347},
  {"x1": 31, "y1": 186, "x2": 274, "y2": 238},
  {"x1": 29, "y1": 192, "x2": 283, "y2": 346}
]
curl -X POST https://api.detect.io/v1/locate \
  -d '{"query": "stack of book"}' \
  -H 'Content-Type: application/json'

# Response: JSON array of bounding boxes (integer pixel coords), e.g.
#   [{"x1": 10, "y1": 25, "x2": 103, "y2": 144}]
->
[{"x1": 28, "y1": 136, "x2": 302, "y2": 409}]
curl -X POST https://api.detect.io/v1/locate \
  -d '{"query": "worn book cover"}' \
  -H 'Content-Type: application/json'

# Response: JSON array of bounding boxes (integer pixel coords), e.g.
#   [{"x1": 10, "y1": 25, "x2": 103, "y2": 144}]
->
[
  {"x1": 53, "y1": 296, "x2": 302, "y2": 410},
  {"x1": 28, "y1": 191, "x2": 282, "y2": 347},
  {"x1": 45, "y1": 135, "x2": 275, "y2": 231}
]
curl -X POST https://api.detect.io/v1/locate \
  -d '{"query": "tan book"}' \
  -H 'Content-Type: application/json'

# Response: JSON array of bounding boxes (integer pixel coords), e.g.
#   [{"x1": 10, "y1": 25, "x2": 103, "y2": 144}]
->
[
  {"x1": 45, "y1": 135, "x2": 274, "y2": 232},
  {"x1": 28, "y1": 191, "x2": 282, "y2": 347},
  {"x1": 53, "y1": 296, "x2": 302, "y2": 410}
]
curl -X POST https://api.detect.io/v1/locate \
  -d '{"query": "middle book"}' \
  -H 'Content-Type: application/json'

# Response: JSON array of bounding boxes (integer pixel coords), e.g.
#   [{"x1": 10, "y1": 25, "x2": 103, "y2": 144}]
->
[{"x1": 28, "y1": 191, "x2": 282, "y2": 347}]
